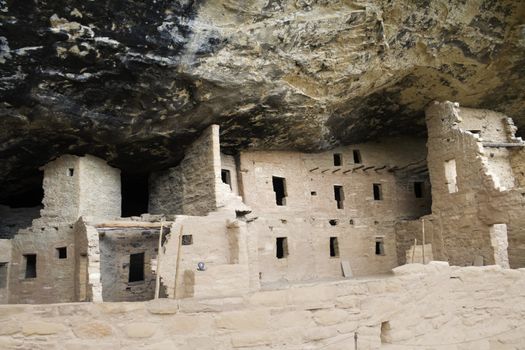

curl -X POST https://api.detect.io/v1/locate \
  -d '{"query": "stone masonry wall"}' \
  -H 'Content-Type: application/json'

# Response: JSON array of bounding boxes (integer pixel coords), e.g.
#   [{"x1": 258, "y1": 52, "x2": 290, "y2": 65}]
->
[
  {"x1": 239, "y1": 137, "x2": 431, "y2": 282},
  {"x1": 99, "y1": 228, "x2": 158, "y2": 302},
  {"x1": 39, "y1": 155, "x2": 81, "y2": 222},
  {"x1": 78, "y1": 155, "x2": 121, "y2": 219},
  {"x1": 424, "y1": 101, "x2": 525, "y2": 268},
  {"x1": 0, "y1": 265, "x2": 523, "y2": 349},
  {"x1": 0, "y1": 240, "x2": 11, "y2": 303},
  {"x1": 149, "y1": 125, "x2": 220, "y2": 216},
  {"x1": 8, "y1": 224, "x2": 76, "y2": 304}
]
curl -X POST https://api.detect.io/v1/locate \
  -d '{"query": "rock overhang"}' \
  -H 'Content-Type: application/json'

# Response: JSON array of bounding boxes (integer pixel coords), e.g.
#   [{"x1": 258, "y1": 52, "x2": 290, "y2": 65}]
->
[{"x1": 1, "y1": 0, "x2": 524, "y2": 203}]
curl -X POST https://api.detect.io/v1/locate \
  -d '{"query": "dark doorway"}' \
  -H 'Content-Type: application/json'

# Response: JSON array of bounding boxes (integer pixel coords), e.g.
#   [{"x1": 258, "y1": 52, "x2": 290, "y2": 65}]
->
[
  {"x1": 334, "y1": 185, "x2": 344, "y2": 209},
  {"x1": 353, "y1": 150, "x2": 362, "y2": 164},
  {"x1": 272, "y1": 176, "x2": 286, "y2": 206},
  {"x1": 128, "y1": 252, "x2": 144, "y2": 282},
  {"x1": 24, "y1": 254, "x2": 37, "y2": 278},
  {"x1": 414, "y1": 182, "x2": 424, "y2": 198},
  {"x1": 330, "y1": 237, "x2": 339, "y2": 257},
  {"x1": 373, "y1": 184, "x2": 383, "y2": 200},
  {"x1": 221, "y1": 169, "x2": 232, "y2": 189},
  {"x1": 333, "y1": 153, "x2": 342, "y2": 166},
  {"x1": 121, "y1": 172, "x2": 149, "y2": 217},
  {"x1": 276, "y1": 237, "x2": 288, "y2": 259}
]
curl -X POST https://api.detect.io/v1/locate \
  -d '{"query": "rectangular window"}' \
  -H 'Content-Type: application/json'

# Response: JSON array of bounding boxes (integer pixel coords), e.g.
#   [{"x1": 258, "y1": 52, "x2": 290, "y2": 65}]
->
[
  {"x1": 0, "y1": 263, "x2": 7, "y2": 289},
  {"x1": 333, "y1": 153, "x2": 342, "y2": 166},
  {"x1": 24, "y1": 254, "x2": 37, "y2": 279},
  {"x1": 56, "y1": 247, "x2": 67, "y2": 259},
  {"x1": 414, "y1": 182, "x2": 424, "y2": 198},
  {"x1": 329, "y1": 237, "x2": 339, "y2": 257},
  {"x1": 221, "y1": 169, "x2": 232, "y2": 189},
  {"x1": 353, "y1": 150, "x2": 362, "y2": 164},
  {"x1": 444, "y1": 159, "x2": 458, "y2": 193},
  {"x1": 128, "y1": 253, "x2": 144, "y2": 282},
  {"x1": 68, "y1": 168, "x2": 74, "y2": 176},
  {"x1": 182, "y1": 234, "x2": 193, "y2": 245},
  {"x1": 272, "y1": 176, "x2": 287, "y2": 206},
  {"x1": 373, "y1": 184, "x2": 383, "y2": 200},
  {"x1": 375, "y1": 238, "x2": 385, "y2": 255},
  {"x1": 334, "y1": 185, "x2": 344, "y2": 209},
  {"x1": 276, "y1": 237, "x2": 288, "y2": 259}
]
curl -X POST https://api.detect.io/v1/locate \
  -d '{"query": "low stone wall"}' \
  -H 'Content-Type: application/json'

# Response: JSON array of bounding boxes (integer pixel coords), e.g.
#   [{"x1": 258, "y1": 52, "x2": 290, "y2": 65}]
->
[{"x1": 0, "y1": 264, "x2": 524, "y2": 349}]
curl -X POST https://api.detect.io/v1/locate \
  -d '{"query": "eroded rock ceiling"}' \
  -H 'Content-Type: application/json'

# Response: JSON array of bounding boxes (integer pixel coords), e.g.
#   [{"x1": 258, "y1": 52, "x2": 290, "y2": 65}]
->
[{"x1": 1, "y1": 0, "x2": 524, "y2": 203}]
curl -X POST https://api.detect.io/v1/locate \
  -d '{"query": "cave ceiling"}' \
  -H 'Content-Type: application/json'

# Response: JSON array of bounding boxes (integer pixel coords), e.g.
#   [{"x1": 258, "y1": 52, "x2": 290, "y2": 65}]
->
[{"x1": 1, "y1": 0, "x2": 524, "y2": 202}]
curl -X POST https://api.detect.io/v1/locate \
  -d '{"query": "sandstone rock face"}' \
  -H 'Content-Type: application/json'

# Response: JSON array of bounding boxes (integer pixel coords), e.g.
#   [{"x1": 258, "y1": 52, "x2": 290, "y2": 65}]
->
[{"x1": 1, "y1": 1, "x2": 524, "y2": 201}]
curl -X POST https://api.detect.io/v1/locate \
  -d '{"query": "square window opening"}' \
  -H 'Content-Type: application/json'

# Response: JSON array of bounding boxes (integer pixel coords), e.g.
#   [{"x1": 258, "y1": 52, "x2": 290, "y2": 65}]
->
[
  {"x1": 330, "y1": 237, "x2": 339, "y2": 257},
  {"x1": 334, "y1": 185, "x2": 344, "y2": 209},
  {"x1": 56, "y1": 247, "x2": 67, "y2": 259},
  {"x1": 414, "y1": 182, "x2": 424, "y2": 198},
  {"x1": 311, "y1": 191, "x2": 317, "y2": 196},
  {"x1": 272, "y1": 176, "x2": 287, "y2": 206},
  {"x1": 67, "y1": 168, "x2": 74, "y2": 176},
  {"x1": 375, "y1": 238, "x2": 385, "y2": 255},
  {"x1": 353, "y1": 150, "x2": 362, "y2": 164},
  {"x1": 128, "y1": 252, "x2": 144, "y2": 283},
  {"x1": 24, "y1": 254, "x2": 37, "y2": 279},
  {"x1": 276, "y1": 237, "x2": 288, "y2": 259},
  {"x1": 373, "y1": 184, "x2": 383, "y2": 200},
  {"x1": 182, "y1": 234, "x2": 193, "y2": 245},
  {"x1": 221, "y1": 169, "x2": 232, "y2": 189},
  {"x1": 333, "y1": 153, "x2": 342, "y2": 166}
]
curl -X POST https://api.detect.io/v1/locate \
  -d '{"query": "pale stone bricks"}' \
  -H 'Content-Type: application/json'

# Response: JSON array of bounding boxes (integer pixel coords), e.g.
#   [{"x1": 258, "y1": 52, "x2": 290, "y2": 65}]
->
[
  {"x1": 215, "y1": 309, "x2": 270, "y2": 331},
  {"x1": 22, "y1": 321, "x2": 65, "y2": 335},
  {"x1": 124, "y1": 322, "x2": 157, "y2": 338},
  {"x1": 72, "y1": 321, "x2": 113, "y2": 338}
]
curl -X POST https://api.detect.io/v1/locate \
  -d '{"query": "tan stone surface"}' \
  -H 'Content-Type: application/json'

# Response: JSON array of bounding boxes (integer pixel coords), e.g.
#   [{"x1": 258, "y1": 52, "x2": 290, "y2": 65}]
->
[
  {"x1": 22, "y1": 321, "x2": 65, "y2": 335},
  {"x1": 72, "y1": 321, "x2": 113, "y2": 338},
  {"x1": 0, "y1": 266, "x2": 521, "y2": 349},
  {"x1": 124, "y1": 322, "x2": 157, "y2": 338}
]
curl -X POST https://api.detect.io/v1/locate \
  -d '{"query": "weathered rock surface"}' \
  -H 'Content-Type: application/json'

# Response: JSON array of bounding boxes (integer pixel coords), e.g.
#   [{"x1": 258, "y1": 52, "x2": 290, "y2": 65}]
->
[{"x1": 1, "y1": 0, "x2": 524, "y2": 202}]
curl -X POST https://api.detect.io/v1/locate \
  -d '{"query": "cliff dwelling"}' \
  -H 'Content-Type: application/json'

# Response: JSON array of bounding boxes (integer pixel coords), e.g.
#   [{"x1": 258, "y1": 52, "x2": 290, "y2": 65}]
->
[
  {"x1": 1, "y1": 1, "x2": 525, "y2": 348},
  {"x1": 0, "y1": 102, "x2": 524, "y2": 305}
]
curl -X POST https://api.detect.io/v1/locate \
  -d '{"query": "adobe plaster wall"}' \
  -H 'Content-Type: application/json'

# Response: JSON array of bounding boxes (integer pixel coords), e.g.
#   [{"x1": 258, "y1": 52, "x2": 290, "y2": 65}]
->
[
  {"x1": 159, "y1": 211, "x2": 257, "y2": 300},
  {"x1": 0, "y1": 265, "x2": 523, "y2": 350},
  {"x1": 238, "y1": 138, "x2": 431, "y2": 283}
]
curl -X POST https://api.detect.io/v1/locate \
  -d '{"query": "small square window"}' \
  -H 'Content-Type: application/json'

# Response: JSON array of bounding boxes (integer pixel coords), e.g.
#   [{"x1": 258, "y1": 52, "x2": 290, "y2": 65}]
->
[
  {"x1": 56, "y1": 247, "x2": 67, "y2": 259},
  {"x1": 311, "y1": 191, "x2": 317, "y2": 196},
  {"x1": 182, "y1": 234, "x2": 193, "y2": 245},
  {"x1": 68, "y1": 168, "x2": 74, "y2": 176}
]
